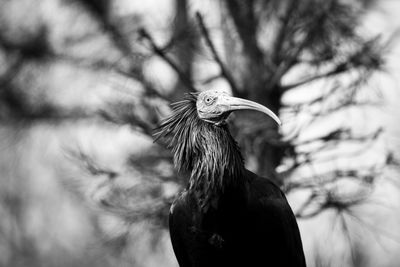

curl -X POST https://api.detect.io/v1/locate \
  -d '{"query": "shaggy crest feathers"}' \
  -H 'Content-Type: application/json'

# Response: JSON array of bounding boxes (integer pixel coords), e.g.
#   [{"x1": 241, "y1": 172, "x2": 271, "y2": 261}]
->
[{"x1": 154, "y1": 93, "x2": 245, "y2": 211}]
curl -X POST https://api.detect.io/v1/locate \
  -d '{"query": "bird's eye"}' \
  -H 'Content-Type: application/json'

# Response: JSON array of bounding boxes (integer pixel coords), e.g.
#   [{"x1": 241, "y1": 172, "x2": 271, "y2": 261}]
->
[{"x1": 204, "y1": 97, "x2": 214, "y2": 105}]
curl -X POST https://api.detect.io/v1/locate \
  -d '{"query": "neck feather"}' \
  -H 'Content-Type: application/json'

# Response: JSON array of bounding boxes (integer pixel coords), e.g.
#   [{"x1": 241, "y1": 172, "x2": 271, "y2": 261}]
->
[{"x1": 154, "y1": 94, "x2": 245, "y2": 210}]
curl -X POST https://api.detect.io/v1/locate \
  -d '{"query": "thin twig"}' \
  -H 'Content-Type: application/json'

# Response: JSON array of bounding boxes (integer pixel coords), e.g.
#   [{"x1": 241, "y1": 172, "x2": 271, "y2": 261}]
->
[
  {"x1": 281, "y1": 63, "x2": 350, "y2": 91},
  {"x1": 57, "y1": 53, "x2": 170, "y2": 103},
  {"x1": 138, "y1": 28, "x2": 197, "y2": 92},
  {"x1": 269, "y1": 0, "x2": 335, "y2": 88},
  {"x1": 294, "y1": 191, "x2": 317, "y2": 214},
  {"x1": 76, "y1": 0, "x2": 179, "y2": 106},
  {"x1": 195, "y1": 12, "x2": 241, "y2": 97}
]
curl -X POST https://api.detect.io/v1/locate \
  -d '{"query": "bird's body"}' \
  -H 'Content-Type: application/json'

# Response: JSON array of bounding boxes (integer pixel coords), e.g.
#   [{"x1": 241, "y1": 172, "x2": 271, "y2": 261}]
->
[{"x1": 155, "y1": 91, "x2": 306, "y2": 267}]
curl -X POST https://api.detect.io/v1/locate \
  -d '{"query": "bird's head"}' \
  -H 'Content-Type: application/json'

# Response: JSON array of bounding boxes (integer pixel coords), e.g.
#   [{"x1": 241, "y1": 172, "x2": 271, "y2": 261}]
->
[{"x1": 196, "y1": 90, "x2": 281, "y2": 125}]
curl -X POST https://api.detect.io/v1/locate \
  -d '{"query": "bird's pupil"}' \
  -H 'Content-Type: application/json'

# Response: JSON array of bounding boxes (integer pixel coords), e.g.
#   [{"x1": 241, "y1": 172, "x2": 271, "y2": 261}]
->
[{"x1": 204, "y1": 96, "x2": 214, "y2": 105}]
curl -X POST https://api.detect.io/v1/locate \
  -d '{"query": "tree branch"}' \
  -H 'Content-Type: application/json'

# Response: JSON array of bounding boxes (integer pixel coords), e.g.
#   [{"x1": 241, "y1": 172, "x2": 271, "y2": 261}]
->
[
  {"x1": 270, "y1": 1, "x2": 335, "y2": 87},
  {"x1": 138, "y1": 28, "x2": 197, "y2": 92},
  {"x1": 224, "y1": 0, "x2": 271, "y2": 77},
  {"x1": 295, "y1": 188, "x2": 370, "y2": 219},
  {"x1": 195, "y1": 12, "x2": 241, "y2": 97},
  {"x1": 75, "y1": 0, "x2": 180, "y2": 104},
  {"x1": 52, "y1": 52, "x2": 171, "y2": 102},
  {"x1": 293, "y1": 128, "x2": 383, "y2": 147},
  {"x1": 281, "y1": 63, "x2": 351, "y2": 91}
]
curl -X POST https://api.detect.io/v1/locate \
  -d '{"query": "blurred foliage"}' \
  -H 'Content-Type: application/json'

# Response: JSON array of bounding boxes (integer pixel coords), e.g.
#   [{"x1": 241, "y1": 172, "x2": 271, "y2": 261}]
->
[{"x1": 0, "y1": 0, "x2": 398, "y2": 266}]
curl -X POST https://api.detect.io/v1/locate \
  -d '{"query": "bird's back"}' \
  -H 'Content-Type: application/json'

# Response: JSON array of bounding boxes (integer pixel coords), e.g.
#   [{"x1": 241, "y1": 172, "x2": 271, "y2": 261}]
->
[{"x1": 169, "y1": 170, "x2": 306, "y2": 267}]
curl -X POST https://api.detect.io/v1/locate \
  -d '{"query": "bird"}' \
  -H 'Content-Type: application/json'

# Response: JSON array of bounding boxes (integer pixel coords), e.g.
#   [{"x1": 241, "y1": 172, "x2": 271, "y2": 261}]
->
[{"x1": 154, "y1": 90, "x2": 306, "y2": 267}]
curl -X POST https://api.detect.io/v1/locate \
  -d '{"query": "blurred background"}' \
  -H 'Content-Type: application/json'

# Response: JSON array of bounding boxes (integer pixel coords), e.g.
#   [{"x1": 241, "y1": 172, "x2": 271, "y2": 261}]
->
[{"x1": 1, "y1": 0, "x2": 400, "y2": 266}]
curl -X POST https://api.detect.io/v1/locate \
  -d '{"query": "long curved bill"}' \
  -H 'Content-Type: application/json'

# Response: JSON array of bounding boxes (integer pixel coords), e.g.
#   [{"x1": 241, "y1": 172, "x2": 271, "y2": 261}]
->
[{"x1": 220, "y1": 96, "x2": 281, "y2": 126}]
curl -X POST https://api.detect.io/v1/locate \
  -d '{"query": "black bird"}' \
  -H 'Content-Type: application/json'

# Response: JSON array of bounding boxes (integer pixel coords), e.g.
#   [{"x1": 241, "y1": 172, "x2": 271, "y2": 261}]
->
[{"x1": 155, "y1": 90, "x2": 306, "y2": 267}]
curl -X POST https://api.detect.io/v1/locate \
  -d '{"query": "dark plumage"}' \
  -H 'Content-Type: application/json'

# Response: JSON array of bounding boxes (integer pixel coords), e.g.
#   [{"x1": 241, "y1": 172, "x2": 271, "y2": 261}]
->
[{"x1": 155, "y1": 91, "x2": 306, "y2": 267}]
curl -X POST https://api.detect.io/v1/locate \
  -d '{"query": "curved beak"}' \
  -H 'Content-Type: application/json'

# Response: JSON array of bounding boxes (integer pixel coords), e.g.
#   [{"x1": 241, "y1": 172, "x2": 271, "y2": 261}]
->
[{"x1": 219, "y1": 96, "x2": 281, "y2": 126}]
